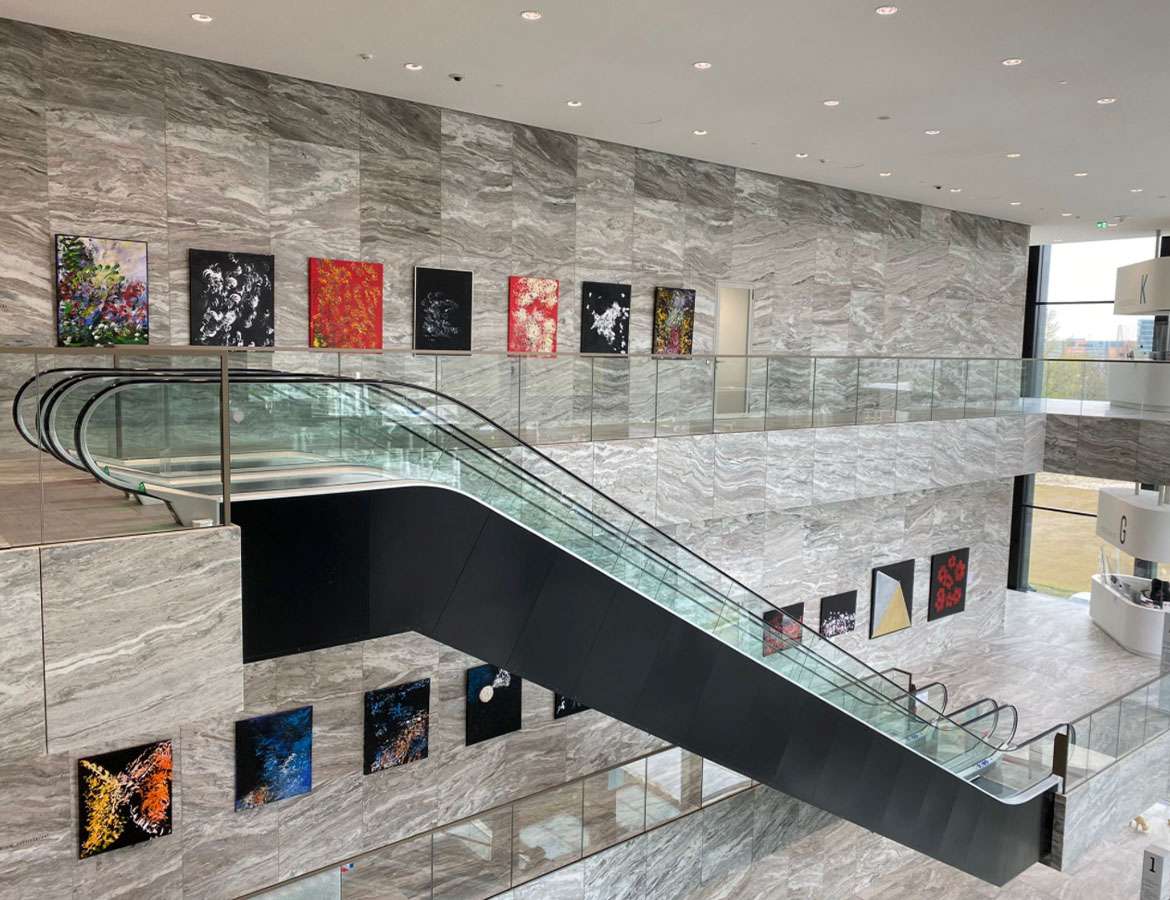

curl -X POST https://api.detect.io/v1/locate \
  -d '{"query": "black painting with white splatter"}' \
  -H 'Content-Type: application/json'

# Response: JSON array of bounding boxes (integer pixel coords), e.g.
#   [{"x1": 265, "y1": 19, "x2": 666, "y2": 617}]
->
[
  {"x1": 414, "y1": 266, "x2": 473, "y2": 352},
  {"x1": 580, "y1": 281, "x2": 631, "y2": 354},
  {"x1": 553, "y1": 693, "x2": 589, "y2": 719},
  {"x1": 465, "y1": 664, "x2": 521, "y2": 746},
  {"x1": 819, "y1": 590, "x2": 857, "y2": 638},
  {"x1": 188, "y1": 249, "x2": 275, "y2": 347}
]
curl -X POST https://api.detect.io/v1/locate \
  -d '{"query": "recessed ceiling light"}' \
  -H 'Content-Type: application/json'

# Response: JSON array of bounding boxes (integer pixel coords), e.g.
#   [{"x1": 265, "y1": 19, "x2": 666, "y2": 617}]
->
[
  {"x1": 566, "y1": 99, "x2": 582, "y2": 108},
  {"x1": 1009, "y1": 201, "x2": 1022, "y2": 206},
  {"x1": 795, "y1": 152, "x2": 809, "y2": 158},
  {"x1": 823, "y1": 99, "x2": 841, "y2": 107},
  {"x1": 692, "y1": 129, "x2": 708, "y2": 136},
  {"x1": 520, "y1": 10, "x2": 543, "y2": 20},
  {"x1": 190, "y1": 12, "x2": 213, "y2": 22},
  {"x1": 1073, "y1": 172, "x2": 1088, "y2": 177},
  {"x1": 1107, "y1": 222, "x2": 1119, "y2": 228},
  {"x1": 1005, "y1": 152, "x2": 1022, "y2": 159},
  {"x1": 403, "y1": 62, "x2": 423, "y2": 71},
  {"x1": 1131, "y1": 188, "x2": 1144, "y2": 193},
  {"x1": 1001, "y1": 58, "x2": 1024, "y2": 66},
  {"x1": 879, "y1": 171, "x2": 892, "y2": 177},
  {"x1": 692, "y1": 61, "x2": 712, "y2": 70},
  {"x1": 1061, "y1": 212, "x2": 1073, "y2": 217},
  {"x1": 1096, "y1": 97, "x2": 1117, "y2": 104},
  {"x1": 875, "y1": 5, "x2": 899, "y2": 14},
  {"x1": 358, "y1": 52, "x2": 375, "y2": 62},
  {"x1": 949, "y1": 187, "x2": 963, "y2": 193}
]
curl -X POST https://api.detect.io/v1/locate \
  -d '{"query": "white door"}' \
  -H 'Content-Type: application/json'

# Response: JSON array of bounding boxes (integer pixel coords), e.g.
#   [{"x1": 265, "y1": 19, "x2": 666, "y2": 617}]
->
[{"x1": 715, "y1": 286, "x2": 752, "y2": 416}]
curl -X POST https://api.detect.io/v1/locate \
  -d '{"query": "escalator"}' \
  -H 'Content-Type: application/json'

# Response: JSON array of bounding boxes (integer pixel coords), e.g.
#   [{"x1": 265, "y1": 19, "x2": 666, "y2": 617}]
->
[{"x1": 15, "y1": 368, "x2": 1068, "y2": 885}]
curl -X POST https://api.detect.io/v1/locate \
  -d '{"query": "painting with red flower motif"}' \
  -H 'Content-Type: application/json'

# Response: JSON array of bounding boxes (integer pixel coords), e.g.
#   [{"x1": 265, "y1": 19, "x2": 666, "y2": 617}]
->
[
  {"x1": 928, "y1": 548, "x2": 968, "y2": 621},
  {"x1": 507, "y1": 276, "x2": 559, "y2": 353},
  {"x1": 308, "y1": 257, "x2": 383, "y2": 349}
]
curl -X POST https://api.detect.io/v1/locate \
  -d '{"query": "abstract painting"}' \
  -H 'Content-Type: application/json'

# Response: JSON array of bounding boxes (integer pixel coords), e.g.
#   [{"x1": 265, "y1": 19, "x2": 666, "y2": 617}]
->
[
  {"x1": 55, "y1": 234, "x2": 149, "y2": 347},
  {"x1": 189, "y1": 249, "x2": 275, "y2": 346},
  {"x1": 508, "y1": 276, "x2": 560, "y2": 353},
  {"x1": 870, "y1": 559, "x2": 915, "y2": 639},
  {"x1": 77, "y1": 739, "x2": 172, "y2": 859},
  {"x1": 819, "y1": 590, "x2": 858, "y2": 638},
  {"x1": 554, "y1": 694, "x2": 589, "y2": 719},
  {"x1": 235, "y1": 706, "x2": 312, "y2": 810},
  {"x1": 364, "y1": 678, "x2": 430, "y2": 774},
  {"x1": 308, "y1": 257, "x2": 383, "y2": 349},
  {"x1": 928, "y1": 548, "x2": 969, "y2": 621},
  {"x1": 653, "y1": 287, "x2": 696, "y2": 356},
  {"x1": 763, "y1": 602, "x2": 804, "y2": 656},
  {"x1": 414, "y1": 266, "x2": 473, "y2": 351},
  {"x1": 466, "y1": 664, "x2": 521, "y2": 746},
  {"x1": 580, "y1": 281, "x2": 631, "y2": 354}
]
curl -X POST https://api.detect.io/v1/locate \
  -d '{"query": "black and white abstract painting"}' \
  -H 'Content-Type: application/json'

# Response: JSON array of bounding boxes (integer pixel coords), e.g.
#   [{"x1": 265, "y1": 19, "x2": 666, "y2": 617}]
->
[
  {"x1": 189, "y1": 249, "x2": 275, "y2": 346},
  {"x1": 553, "y1": 693, "x2": 589, "y2": 719},
  {"x1": 580, "y1": 281, "x2": 631, "y2": 354},
  {"x1": 819, "y1": 590, "x2": 858, "y2": 638},
  {"x1": 465, "y1": 664, "x2": 521, "y2": 746},
  {"x1": 414, "y1": 266, "x2": 473, "y2": 352}
]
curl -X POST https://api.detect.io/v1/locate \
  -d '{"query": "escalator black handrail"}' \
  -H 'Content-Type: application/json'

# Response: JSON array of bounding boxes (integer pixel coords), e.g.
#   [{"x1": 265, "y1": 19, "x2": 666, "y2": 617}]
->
[{"x1": 68, "y1": 372, "x2": 1021, "y2": 762}]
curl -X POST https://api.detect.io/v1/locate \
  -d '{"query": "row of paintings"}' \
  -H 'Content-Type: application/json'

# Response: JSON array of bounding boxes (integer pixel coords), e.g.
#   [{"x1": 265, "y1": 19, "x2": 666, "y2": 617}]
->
[
  {"x1": 77, "y1": 664, "x2": 587, "y2": 860},
  {"x1": 54, "y1": 235, "x2": 695, "y2": 354},
  {"x1": 761, "y1": 548, "x2": 969, "y2": 652}
]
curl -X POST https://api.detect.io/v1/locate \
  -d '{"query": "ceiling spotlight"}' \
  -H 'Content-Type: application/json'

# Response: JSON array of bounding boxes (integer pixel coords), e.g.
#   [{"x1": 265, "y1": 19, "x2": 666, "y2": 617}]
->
[
  {"x1": 1073, "y1": 172, "x2": 1088, "y2": 177},
  {"x1": 1061, "y1": 212, "x2": 1073, "y2": 217},
  {"x1": 1009, "y1": 201, "x2": 1022, "y2": 206},
  {"x1": 403, "y1": 62, "x2": 423, "y2": 71},
  {"x1": 949, "y1": 187, "x2": 963, "y2": 193},
  {"x1": 190, "y1": 12, "x2": 213, "y2": 22},
  {"x1": 1096, "y1": 97, "x2": 1117, "y2": 104},
  {"x1": 924, "y1": 129, "x2": 941, "y2": 135},
  {"x1": 795, "y1": 152, "x2": 809, "y2": 158},
  {"x1": 875, "y1": 5, "x2": 899, "y2": 14},
  {"x1": 358, "y1": 52, "x2": 375, "y2": 62},
  {"x1": 692, "y1": 129, "x2": 708, "y2": 136},
  {"x1": 879, "y1": 171, "x2": 892, "y2": 177},
  {"x1": 692, "y1": 61, "x2": 712, "y2": 70},
  {"x1": 1006, "y1": 152, "x2": 1022, "y2": 158},
  {"x1": 1058, "y1": 80, "x2": 1069, "y2": 86},
  {"x1": 823, "y1": 99, "x2": 841, "y2": 107},
  {"x1": 566, "y1": 99, "x2": 582, "y2": 108},
  {"x1": 1001, "y1": 58, "x2": 1024, "y2": 66},
  {"x1": 1131, "y1": 188, "x2": 1144, "y2": 193},
  {"x1": 520, "y1": 9, "x2": 543, "y2": 20}
]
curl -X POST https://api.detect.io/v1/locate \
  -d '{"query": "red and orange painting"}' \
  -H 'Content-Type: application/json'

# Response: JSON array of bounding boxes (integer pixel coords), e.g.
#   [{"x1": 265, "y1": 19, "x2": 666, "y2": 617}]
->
[
  {"x1": 507, "y1": 276, "x2": 559, "y2": 353},
  {"x1": 308, "y1": 257, "x2": 383, "y2": 349},
  {"x1": 77, "y1": 739, "x2": 173, "y2": 859}
]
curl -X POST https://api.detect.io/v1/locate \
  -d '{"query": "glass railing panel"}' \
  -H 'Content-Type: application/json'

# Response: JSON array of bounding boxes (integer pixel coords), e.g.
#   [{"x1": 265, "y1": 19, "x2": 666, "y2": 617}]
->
[
  {"x1": 341, "y1": 832, "x2": 431, "y2": 898},
  {"x1": 437, "y1": 354, "x2": 520, "y2": 435},
  {"x1": 964, "y1": 359, "x2": 997, "y2": 418},
  {"x1": 1087, "y1": 702, "x2": 1121, "y2": 767},
  {"x1": 995, "y1": 358, "x2": 1024, "y2": 416},
  {"x1": 1066, "y1": 715, "x2": 1093, "y2": 788},
  {"x1": 701, "y1": 759, "x2": 750, "y2": 804},
  {"x1": 895, "y1": 358, "x2": 934, "y2": 422},
  {"x1": 253, "y1": 866, "x2": 342, "y2": 900},
  {"x1": 931, "y1": 359, "x2": 967, "y2": 420},
  {"x1": 587, "y1": 356, "x2": 656, "y2": 441},
  {"x1": 713, "y1": 355, "x2": 766, "y2": 433},
  {"x1": 644, "y1": 747, "x2": 703, "y2": 827},
  {"x1": 764, "y1": 357, "x2": 813, "y2": 430},
  {"x1": 522, "y1": 355, "x2": 594, "y2": 445},
  {"x1": 856, "y1": 358, "x2": 898, "y2": 425},
  {"x1": 582, "y1": 758, "x2": 647, "y2": 854},
  {"x1": 433, "y1": 808, "x2": 511, "y2": 900},
  {"x1": 655, "y1": 357, "x2": 715, "y2": 436},
  {"x1": 1036, "y1": 359, "x2": 1084, "y2": 415},
  {"x1": 1079, "y1": 360, "x2": 1111, "y2": 416},
  {"x1": 812, "y1": 357, "x2": 859, "y2": 426},
  {"x1": 512, "y1": 781, "x2": 583, "y2": 886},
  {"x1": 1147, "y1": 677, "x2": 1170, "y2": 744},
  {"x1": 1118, "y1": 685, "x2": 1149, "y2": 758},
  {"x1": 339, "y1": 350, "x2": 437, "y2": 393}
]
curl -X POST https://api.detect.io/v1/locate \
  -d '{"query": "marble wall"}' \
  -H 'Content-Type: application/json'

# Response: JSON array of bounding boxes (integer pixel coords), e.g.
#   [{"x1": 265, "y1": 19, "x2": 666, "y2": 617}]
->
[
  {"x1": 0, "y1": 18, "x2": 1027, "y2": 356},
  {"x1": 1044, "y1": 413, "x2": 1170, "y2": 483}
]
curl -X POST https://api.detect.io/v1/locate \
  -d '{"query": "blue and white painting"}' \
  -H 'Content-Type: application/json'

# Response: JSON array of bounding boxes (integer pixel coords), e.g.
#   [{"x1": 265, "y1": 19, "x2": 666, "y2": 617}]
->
[{"x1": 234, "y1": 706, "x2": 313, "y2": 810}]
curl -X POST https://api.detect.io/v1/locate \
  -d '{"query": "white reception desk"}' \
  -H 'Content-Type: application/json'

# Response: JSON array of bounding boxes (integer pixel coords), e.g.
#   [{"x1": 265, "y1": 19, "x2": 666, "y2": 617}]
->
[{"x1": 1089, "y1": 573, "x2": 1169, "y2": 658}]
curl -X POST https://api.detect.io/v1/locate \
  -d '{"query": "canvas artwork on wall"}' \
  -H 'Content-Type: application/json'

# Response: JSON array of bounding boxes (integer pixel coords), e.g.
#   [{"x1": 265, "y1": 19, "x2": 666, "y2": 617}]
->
[
  {"x1": 580, "y1": 281, "x2": 631, "y2": 354},
  {"x1": 820, "y1": 590, "x2": 858, "y2": 638},
  {"x1": 55, "y1": 234, "x2": 149, "y2": 347},
  {"x1": 763, "y1": 602, "x2": 804, "y2": 656},
  {"x1": 308, "y1": 257, "x2": 383, "y2": 349},
  {"x1": 652, "y1": 286, "x2": 696, "y2": 356},
  {"x1": 235, "y1": 706, "x2": 313, "y2": 810},
  {"x1": 928, "y1": 548, "x2": 969, "y2": 621},
  {"x1": 77, "y1": 739, "x2": 172, "y2": 859},
  {"x1": 364, "y1": 678, "x2": 430, "y2": 774},
  {"x1": 870, "y1": 559, "x2": 915, "y2": 639},
  {"x1": 466, "y1": 664, "x2": 522, "y2": 746},
  {"x1": 554, "y1": 694, "x2": 589, "y2": 719},
  {"x1": 507, "y1": 276, "x2": 560, "y2": 353},
  {"x1": 189, "y1": 249, "x2": 275, "y2": 346},
  {"x1": 414, "y1": 266, "x2": 473, "y2": 351}
]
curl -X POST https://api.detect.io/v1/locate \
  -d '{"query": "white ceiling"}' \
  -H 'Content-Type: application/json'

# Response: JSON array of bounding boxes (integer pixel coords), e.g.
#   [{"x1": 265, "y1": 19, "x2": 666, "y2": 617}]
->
[{"x1": 5, "y1": 0, "x2": 1169, "y2": 245}]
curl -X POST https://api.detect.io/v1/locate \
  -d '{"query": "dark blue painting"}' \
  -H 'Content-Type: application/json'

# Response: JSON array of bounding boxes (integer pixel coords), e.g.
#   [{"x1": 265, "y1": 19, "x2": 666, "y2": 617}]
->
[
  {"x1": 234, "y1": 706, "x2": 312, "y2": 810},
  {"x1": 364, "y1": 679, "x2": 430, "y2": 774},
  {"x1": 466, "y1": 664, "x2": 522, "y2": 746},
  {"x1": 554, "y1": 693, "x2": 589, "y2": 720}
]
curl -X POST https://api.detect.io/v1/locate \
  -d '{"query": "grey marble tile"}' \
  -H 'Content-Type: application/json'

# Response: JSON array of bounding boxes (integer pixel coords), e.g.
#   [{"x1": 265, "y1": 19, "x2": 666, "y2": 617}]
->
[
  {"x1": 635, "y1": 148, "x2": 689, "y2": 203},
  {"x1": 277, "y1": 774, "x2": 365, "y2": 881},
  {"x1": 515, "y1": 863, "x2": 584, "y2": 899},
  {"x1": 751, "y1": 787, "x2": 836, "y2": 862},
  {"x1": 646, "y1": 812, "x2": 703, "y2": 900},
  {"x1": 701, "y1": 788, "x2": 754, "y2": 883},
  {"x1": 715, "y1": 432, "x2": 766, "y2": 517},
  {"x1": 1043, "y1": 414, "x2": 1082, "y2": 475},
  {"x1": 1075, "y1": 416, "x2": 1138, "y2": 482},
  {"x1": 855, "y1": 424, "x2": 898, "y2": 498},
  {"x1": 163, "y1": 54, "x2": 269, "y2": 133},
  {"x1": 765, "y1": 429, "x2": 813, "y2": 511},
  {"x1": 43, "y1": 29, "x2": 164, "y2": 119},
  {"x1": 0, "y1": 18, "x2": 43, "y2": 100},
  {"x1": 575, "y1": 138, "x2": 634, "y2": 267},
  {"x1": 0, "y1": 548, "x2": 43, "y2": 760},
  {"x1": 440, "y1": 110, "x2": 513, "y2": 261},
  {"x1": 343, "y1": 833, "x2": 432, "y2": 900},
  {"x1": 267, "y1": 73, "x2": 361, "y2": 150},
  {"x1": 812, "y1": 426, "x2": 858, "y2": 503},
  {"x1": 633, "y1": 196, "x2": 685, "y2": 277},
  {"x1": 40, "y1": 527, "x2": 242, "y2": 752},
  {"x1": 1136, "y1": 420, "x2": 1170, "y2": 484},
  {"x1": 656, "y1": 434, "x2": 716, "y2": 525},
  {"x1": 0, "y1": 753, "x2": 74, "y2": 899},
  {"x1": 584, "y1": 834, "x2": 647, "y2": 900},
  {"x1": 512, "y1": 124, "x2": 576, "y2": 271}
]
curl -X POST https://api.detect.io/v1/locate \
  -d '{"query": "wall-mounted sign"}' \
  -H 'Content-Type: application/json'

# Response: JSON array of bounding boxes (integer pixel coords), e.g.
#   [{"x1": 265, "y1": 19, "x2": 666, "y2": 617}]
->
[{"x1": 1116, "y1": 257, "x2": 1170, "y2": 315}]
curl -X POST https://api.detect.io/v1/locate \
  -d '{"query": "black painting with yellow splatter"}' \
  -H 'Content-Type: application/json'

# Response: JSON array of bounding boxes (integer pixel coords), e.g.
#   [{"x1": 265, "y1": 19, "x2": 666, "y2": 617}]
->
[
  {"x1": 77, "y1": 740, "x2": 173, "y2": 859},
  {"x1": 652, "y1": 287, "x2": 696, "y2": 355}
]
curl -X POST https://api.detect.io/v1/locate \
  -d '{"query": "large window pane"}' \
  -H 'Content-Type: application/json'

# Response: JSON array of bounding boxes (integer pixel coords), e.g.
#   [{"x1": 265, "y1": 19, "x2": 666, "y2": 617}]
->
[
  {"x1": 1032, "y1": 473, "x2": 1133, "y2": 515},
  {"x1": 1026, "y1": 507, "x2": 1112, "y2": 597},
  {"x1": 1046, "y1": 236, "x2": 1158, "y2": 303},
  {"x1": 1035, "y1": 304, "x2": 1153, "y2": 360}
]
